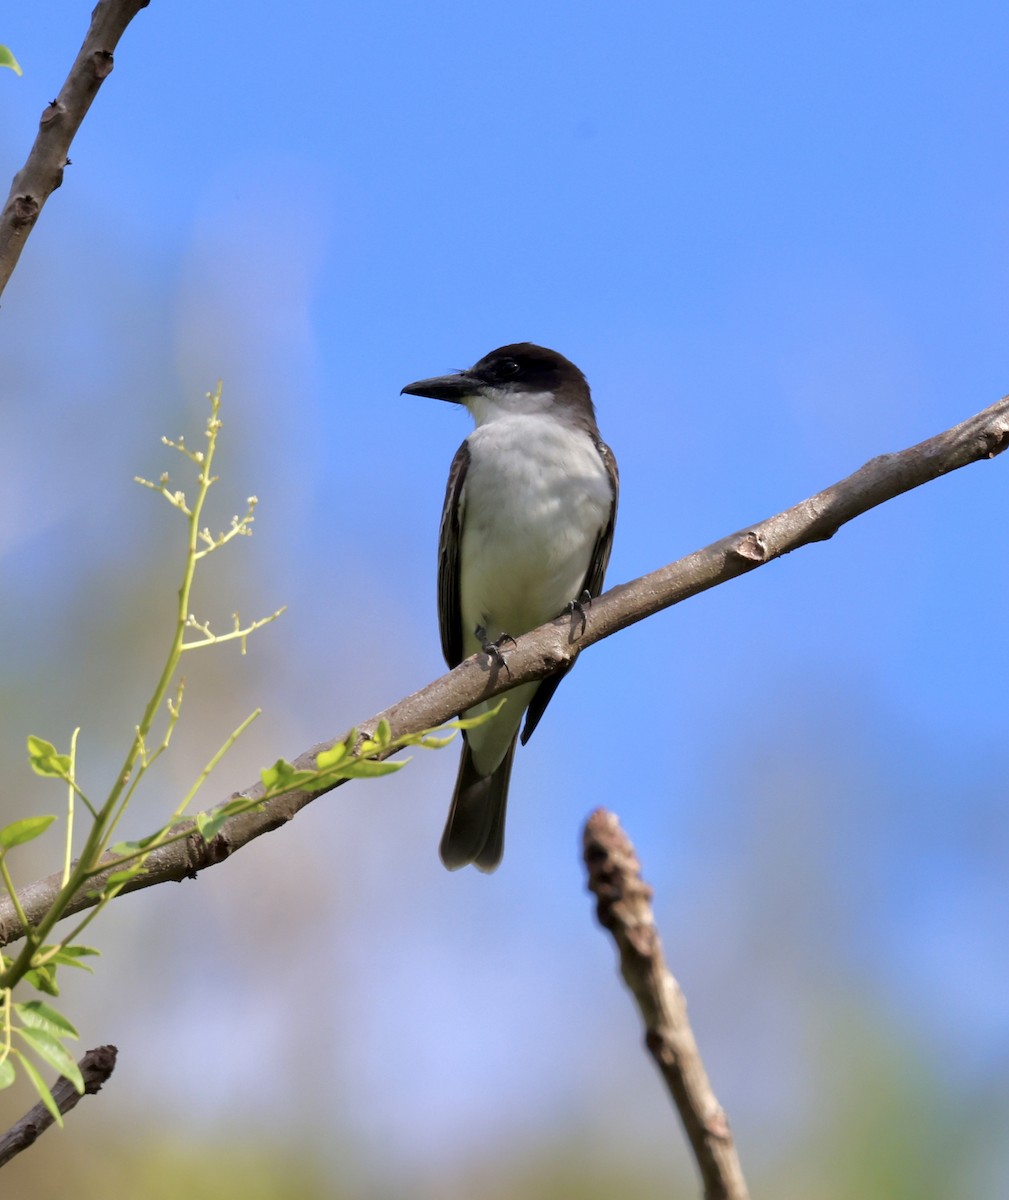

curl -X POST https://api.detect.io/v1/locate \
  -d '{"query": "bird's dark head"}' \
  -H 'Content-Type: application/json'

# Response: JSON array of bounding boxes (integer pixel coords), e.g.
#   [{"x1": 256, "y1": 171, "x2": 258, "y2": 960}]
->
[{"x1": 401, "y1": 342, "x2": 594, "y2": 426}]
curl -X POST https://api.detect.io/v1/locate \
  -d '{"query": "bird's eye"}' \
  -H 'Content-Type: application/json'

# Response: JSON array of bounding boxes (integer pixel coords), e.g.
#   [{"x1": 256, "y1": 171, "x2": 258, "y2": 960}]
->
[{"x1": 495, "y1": 358, "x2": 521, "y2": 380}]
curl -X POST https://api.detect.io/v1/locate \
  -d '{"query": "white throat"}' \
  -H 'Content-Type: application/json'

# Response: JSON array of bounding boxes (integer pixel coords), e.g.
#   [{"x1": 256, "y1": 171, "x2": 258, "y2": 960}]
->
[{"x1": 466, "y1": 387, "x2": 560, "y2": 427}]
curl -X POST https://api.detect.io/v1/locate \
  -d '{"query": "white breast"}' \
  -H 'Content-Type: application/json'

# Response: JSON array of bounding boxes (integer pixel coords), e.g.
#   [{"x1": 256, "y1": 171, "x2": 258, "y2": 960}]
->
[{"x1": 458, "y1": 412, "x2": 611, "y2": 656}]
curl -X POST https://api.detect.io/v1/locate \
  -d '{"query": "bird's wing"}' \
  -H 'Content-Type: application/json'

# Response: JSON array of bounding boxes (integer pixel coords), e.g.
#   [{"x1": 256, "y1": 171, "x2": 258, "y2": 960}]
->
[
  {"x1": 581, "y1": 439, "x2": 619, "y2": 598},
  {"x1": 520, "y1": 438, "x2": 619, "y2": 745},
  {"x1": 438, "y1": 440, "x2": 470, "y2": 668}
]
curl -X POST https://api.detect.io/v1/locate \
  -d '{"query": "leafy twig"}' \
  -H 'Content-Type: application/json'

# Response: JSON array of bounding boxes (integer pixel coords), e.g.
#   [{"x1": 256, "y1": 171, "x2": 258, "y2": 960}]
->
[{"x1": 0, "y1": 385, "x2": 280, "y2": 1116}]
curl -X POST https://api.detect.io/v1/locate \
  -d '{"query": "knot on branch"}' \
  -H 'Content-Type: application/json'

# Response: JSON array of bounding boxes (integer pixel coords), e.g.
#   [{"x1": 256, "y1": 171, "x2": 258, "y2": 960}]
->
[
  {"x1": 40, "y1": 101, "x2": 67, "y2": 128},
  {"x1": 645, "y1": 1027, "x2": 680, "y2": 1068},
  {"x1": 702, "y1": 1104, "x2": 733, "y2": 1143},
  {"x1": 91, "y1": 49, "x2": 115, "y2": 80},
  {"x1": 542, "y1": 646, "x2": 572, "y2": 672},
  {"x1": 982, "y1": 421, "x2": 1009, "y2": 459},
  {"x1": 730, "y1": 531, "x2": 769, "y2": 563},
  {"x1": 9, "y1": 195, "x2": 40, "y2": 227}
]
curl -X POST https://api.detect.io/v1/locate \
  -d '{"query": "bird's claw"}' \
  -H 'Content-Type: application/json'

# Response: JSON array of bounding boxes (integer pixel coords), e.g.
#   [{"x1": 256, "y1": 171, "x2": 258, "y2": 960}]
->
[
  {"x1": 565, "y1": 590, "x2": 593, "y2": 635},
  {"x1": 475, "y1": 625, "x2": 515, "y2": 674}
]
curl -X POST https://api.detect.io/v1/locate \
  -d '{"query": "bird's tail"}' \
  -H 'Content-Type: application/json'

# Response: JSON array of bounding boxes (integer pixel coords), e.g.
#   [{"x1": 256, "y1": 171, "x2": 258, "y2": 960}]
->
[{"x1": 439, "y1": 735, "x2": 517, "y2": 873}]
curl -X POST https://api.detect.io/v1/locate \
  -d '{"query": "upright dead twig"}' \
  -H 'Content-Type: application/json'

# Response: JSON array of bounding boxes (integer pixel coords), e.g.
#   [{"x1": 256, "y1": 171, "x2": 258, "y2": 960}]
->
[
  {"x1": 0, "y1": 1045, "x2": 118, "y2": 1168},
  {"x1": 584, "y1": 810, "x2": 749, "y2": 1200}
]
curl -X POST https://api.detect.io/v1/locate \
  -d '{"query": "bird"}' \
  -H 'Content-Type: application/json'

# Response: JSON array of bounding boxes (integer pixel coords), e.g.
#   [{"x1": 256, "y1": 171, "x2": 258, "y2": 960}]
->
[{"x1": 401, "y1": 343, "x2": 618, "y2": 872}]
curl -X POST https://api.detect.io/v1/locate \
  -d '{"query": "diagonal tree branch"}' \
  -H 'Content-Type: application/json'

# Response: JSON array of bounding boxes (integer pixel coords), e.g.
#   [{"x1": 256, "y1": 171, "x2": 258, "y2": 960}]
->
[
  {"x1": 0, "y1": 1045, "x2": 118, "y2": 1169},
  {"x1": 0, "y1": 0, "x2": 150, "y2": 299},
  {"x1": 0, "y1": 392, "x2": 1006, "y2": 947},
  {"x1": 583, "y1": 810, "x2": 749, "y2": 1200}
]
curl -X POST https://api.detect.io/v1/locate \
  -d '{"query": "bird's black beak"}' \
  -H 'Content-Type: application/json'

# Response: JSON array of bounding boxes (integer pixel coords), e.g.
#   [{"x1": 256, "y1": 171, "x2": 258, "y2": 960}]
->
[{"x1": 401, "y1": 372, "x2": 481, "y2": 404}]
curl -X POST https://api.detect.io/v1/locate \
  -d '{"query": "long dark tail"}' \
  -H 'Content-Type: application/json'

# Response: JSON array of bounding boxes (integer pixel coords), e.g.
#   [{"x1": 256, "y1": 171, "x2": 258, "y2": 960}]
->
[{"x1": 439, "y1": 736, "x2": 517, "y2": 873}]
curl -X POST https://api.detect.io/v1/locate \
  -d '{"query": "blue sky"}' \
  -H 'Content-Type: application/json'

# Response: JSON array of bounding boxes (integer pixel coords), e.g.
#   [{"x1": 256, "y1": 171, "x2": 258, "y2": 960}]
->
[{"x1": 2, "y1": 2, "x2": 1008, "y2": 1193}]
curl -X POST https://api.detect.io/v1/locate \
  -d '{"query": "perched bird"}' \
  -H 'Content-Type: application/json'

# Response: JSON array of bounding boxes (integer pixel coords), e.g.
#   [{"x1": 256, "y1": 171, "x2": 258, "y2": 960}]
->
[{"x1": 401, "y1": 343, "x2": 618, "y2": 872}]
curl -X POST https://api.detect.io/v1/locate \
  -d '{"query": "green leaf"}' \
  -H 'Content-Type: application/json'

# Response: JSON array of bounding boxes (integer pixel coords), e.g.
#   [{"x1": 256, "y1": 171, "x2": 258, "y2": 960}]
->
[
  {"x1": 23, "y1": 964, "x2": 59, "y2": 995},
  {"x1": 15, "y1": 1000, "x2": 79, "y2": 1039},
  {"x1": 337, "y1": 759, "x2": 406, "y2": 779},
  {"x1": 52, "y1": 944, "x2": 99, "y2": 960},
  {"x1": 195, "y1": 811, "x2": 225, "y2": 842},
  {"x1": 48, "y1": 944, "x2": 98, "y2": 972},
  {"x1": 259, "y1": 758, "x2": 303, "y2": 790},
  {"x1": 105, "y1": 866, "x2": 143, "y2": 888},
  {"x1": 195, "y1": 796, "x2": 257, "y2": 843},
  {"x1": 416, "y1": 732, "x2": 458, "y2": 749},
  {"x1": 374, "y1": 718, "x2": 392, "y2": 747},
  {"x1": 0, "y1": 814, "x2": 57, "y2": 850},
  {"x1": 110, "y1": 826, "x2": 170, "y2": 855},
  {"x1": 451, "y1": 702, "x2": 506, "y2": 730},
  {"x1": 0, "y1": 1057, "x2": 15, "y2": 1088},
  {"x1": 26, "y1": 735, "x2": 71, "y2": 779},
  {"x1": 17, "y1": 1054, "x2": 62, "y2": 1125},
  {"x1": 218, "y1": 797, "x2": 253, "y2": 819},
  {"x1": 260, "y1": 765, "x2": 320, "y2": 796},
  {"x1": 313, "y1": 738, "x2": 350, "y2": 770},
  {"x1": 0, "y1": 46, "x2": 22, "y2": 76},
  {"x1": 15, "y1": 1027, "x2": 84, "y2": 1092}
]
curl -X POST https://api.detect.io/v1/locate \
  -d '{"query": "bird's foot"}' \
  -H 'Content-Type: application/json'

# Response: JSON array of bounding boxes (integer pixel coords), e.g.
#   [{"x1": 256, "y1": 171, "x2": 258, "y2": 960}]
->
[
  {"x1": 475, "y1": 625, "x2": 515, "y2": 675},
  {"x1": 565, "y1": 590, "x2": 594, "y2": 636}
]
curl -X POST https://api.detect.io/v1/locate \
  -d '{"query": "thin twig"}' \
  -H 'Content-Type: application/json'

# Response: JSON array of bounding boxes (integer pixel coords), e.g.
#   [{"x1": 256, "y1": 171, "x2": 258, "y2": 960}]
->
[
  {"x1": 583, "y1": 810, "x2": 748, "y2": 1200},
  {"x1": 0, "y1": 1045, "x2": 117, "y2": 1169},
  {"x1": 0, "y1": 392, "x2": 1007, "y2": 946},
  {"x1": 0, "y1": 0, "x2": 150, "y2": 299}
]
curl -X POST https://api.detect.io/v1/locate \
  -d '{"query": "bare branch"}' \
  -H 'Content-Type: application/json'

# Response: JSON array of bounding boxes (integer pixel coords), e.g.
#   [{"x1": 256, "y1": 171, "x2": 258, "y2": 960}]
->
[
  {"x1": 583, "y1": 810, "x2": 749, "y2": 1200},
  {"x1": 0, "y1": 393, "x2": 1006, "y2": 946},
  {"x1": 0, "y1": 1045, "x2": 117, "y2": 1169},
  {"x1": 0, "y1": 0, "x2": 149, "y2": 299}
]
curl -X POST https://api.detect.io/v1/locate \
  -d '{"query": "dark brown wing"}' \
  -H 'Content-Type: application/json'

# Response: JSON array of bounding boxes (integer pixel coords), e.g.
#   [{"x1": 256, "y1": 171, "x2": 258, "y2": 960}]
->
[
  {"x1": 580, "y1": 439, "x2": 619, "y2": 598},
  {"x1": 437, "y1": 441, "x2": 469, "y2": 669},
  {"x1": 520, "y1": 438, "x2": 619, "y2": 744}
]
